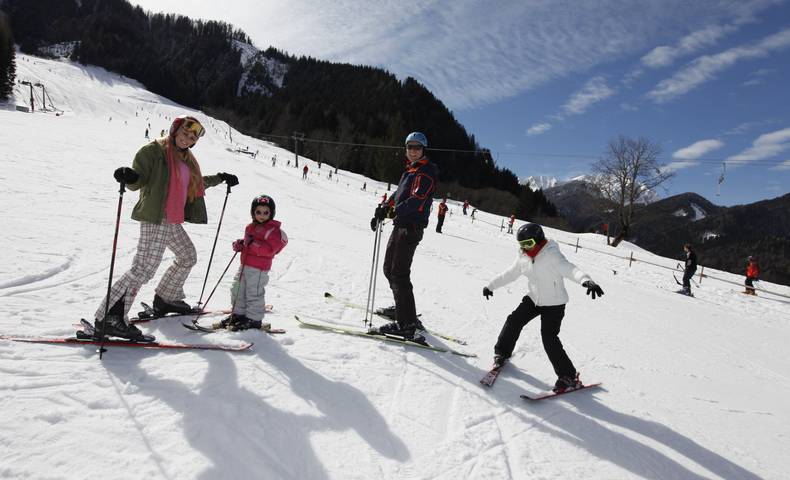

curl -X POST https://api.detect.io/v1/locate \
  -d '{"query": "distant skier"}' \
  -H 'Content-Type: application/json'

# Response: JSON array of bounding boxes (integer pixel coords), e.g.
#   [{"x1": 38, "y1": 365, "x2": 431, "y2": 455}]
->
[
  {"x1": 471, "y1": 208, "x2": 477, "y2": 221},
  {"x1": 463, "y1": 200, "x2": 469, "y2": 215},
  {"x1": 744, "y1": 256, "x2": 760, "y2": 295},
  {"x1": 370, "y1": 132, "x2": 437, "y2": 340},
  {"x1": 436, "y1": 198, "x2": 448, "y2": 233},
  {"x1": 678, "y1": 243, "x2": 697, "y2": 296},
  {"x1": 144, "y1": 128, "x2": 149, "y2": 139},
  {"x1": 482, "y1": 223, "x2": 604, "y2": 393},
  {"x1": 93, "y1": 115, "x2": 239, "y2": 341},
  {"x1": 214, "y1": 195, "x2": 288, "y2": 331},
  {"x1": 507, "y1": 214, "x2": 515, "y2": 234}
]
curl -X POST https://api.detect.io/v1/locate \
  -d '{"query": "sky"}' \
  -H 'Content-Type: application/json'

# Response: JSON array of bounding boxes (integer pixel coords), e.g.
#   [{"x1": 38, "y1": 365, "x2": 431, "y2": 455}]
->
[{"x1": 126, "y1": 0, "x2": 790, "y2": 206}]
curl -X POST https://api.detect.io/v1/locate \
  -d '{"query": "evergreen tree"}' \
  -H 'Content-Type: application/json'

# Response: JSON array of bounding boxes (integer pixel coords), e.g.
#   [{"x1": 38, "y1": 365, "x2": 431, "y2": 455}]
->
[{"x1": 0, "y1": 12, "x2": 16, "y2": 101}]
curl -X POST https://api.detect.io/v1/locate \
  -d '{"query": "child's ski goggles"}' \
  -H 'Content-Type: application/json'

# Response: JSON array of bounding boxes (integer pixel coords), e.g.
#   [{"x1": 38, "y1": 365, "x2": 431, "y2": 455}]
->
[{"x1": 519, "y1": 238, "x2": 537, "y2": 249}]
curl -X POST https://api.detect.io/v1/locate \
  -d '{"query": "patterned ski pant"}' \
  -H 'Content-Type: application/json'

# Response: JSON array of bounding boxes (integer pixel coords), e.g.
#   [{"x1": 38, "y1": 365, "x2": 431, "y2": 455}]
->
[
  {"x1": 231, "y1": 265, "x2": 269, "y2": 321},
  {"x1": 95, "y1": 222, "x2": 197, "y2": 322}
]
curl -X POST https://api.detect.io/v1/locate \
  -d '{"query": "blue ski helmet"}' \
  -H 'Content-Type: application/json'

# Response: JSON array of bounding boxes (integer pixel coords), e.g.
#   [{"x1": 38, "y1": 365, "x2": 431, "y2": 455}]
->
[{"x1": 404, "y1": 132, "x2": 428, "y2": 148}]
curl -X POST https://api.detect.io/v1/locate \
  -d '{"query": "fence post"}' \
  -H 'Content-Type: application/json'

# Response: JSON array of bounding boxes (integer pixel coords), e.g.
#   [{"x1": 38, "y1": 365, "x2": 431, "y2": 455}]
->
[
  {"x1": 629, "y1": 251, "x2": 634, "y2": 267},
  {"x1": 699, "y1": 266, "x2": 704, "y2": 285},
  {"x1": 575, "y1": 237, "x2": 579, "y2": 253}
]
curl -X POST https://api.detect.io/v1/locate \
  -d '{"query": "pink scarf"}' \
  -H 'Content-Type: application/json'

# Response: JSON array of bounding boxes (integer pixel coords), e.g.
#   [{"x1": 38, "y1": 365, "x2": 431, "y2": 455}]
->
[{"x1": 164, "y1": 141, "x2": 205, "y2": 223}]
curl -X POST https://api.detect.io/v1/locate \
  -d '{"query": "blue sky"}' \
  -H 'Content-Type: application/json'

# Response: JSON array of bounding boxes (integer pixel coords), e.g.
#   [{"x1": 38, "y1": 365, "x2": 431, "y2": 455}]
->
[{"x1": 129, "y1": 0, "x2": 790, "y2": 206}]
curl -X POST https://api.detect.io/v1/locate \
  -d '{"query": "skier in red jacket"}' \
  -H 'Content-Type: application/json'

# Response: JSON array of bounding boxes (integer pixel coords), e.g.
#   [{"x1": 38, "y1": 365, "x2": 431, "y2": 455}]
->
[
  {"x1": 744, "y1": 256, "x2": 760, "y2": 295},
  {"x1": 436, "y1": 199, "x2": 448, "y2": 233}
]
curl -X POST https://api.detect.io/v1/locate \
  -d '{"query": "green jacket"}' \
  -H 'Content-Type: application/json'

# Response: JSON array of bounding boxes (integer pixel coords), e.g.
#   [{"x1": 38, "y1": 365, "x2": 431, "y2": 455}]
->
[{"x1": 128, "y1": 141, "x2": 223, "y2": 224}]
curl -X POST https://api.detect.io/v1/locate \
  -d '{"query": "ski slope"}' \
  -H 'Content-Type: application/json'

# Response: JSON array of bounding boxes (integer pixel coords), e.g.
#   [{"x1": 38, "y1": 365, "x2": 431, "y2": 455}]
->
[{"x1": 1, "y1": 54, "x2": 789, "y2": 480}]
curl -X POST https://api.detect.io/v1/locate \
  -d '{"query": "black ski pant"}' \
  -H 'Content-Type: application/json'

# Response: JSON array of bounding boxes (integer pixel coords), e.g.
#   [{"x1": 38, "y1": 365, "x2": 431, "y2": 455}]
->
[
  {"x1": 683, "y1": 267, "x2": 696, "y2": 292},
  {"x1": 383, "y1": 225, "x2": 424, "y2": 327},
  {"x1": 494, "y1": 296, "x2": 575, "y2": 378},
  {"x1": 436, "y1": 215, "x2": 445, "y2": 233}
]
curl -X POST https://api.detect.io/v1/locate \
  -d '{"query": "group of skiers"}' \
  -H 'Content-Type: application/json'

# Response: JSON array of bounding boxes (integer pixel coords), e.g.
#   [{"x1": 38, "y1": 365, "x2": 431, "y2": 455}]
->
[
  {"x1": 94, "y1": 116, "x2": 609, "y2": 393},
  {"x1": 677, "y1": 244, "x2": 760, "y2": 297}
]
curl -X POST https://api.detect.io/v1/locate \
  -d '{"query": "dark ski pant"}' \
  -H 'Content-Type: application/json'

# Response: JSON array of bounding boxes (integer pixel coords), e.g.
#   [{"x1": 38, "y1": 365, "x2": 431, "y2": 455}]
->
[
  {"x1": 683, "y1": 267, "x2": 696, "y2": 293},
  {"x1": 383, "y1": 225, "x2": 424, "y2": 327},
  {"x1": 436, "y1": 215, "x2": 445, "y2": 233},
  {"x1": 495, "y1": 296, "x2": 575, "y2": 378}
]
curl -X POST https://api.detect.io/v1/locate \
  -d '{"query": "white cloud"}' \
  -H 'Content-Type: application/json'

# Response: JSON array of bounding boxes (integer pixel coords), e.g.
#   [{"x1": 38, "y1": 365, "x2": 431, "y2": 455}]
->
[
  {"x1": 770, "y1": 159, "x2": 790, "y2": 170},
  {"x1": 641, "y1": 24, "x2": 739, "y2": 68},
  {"x1": 673, "y1": 139, "x2": 725, "y2": 160},
  {"x1": 647, "y1": 28, "x2": 790, "y2": 103},
  {"x1": 561, "y1": 76, "x2": 615, "y2": 116},
  {"x1": 527, "y1": 123, "x2": 552, "y2": 136},
  {"x1": 727, "y1": 126, "x2": 790, "y2": 163},
  {"x1": 127, "y1": 0, "x2": 781, "y2": 110}
]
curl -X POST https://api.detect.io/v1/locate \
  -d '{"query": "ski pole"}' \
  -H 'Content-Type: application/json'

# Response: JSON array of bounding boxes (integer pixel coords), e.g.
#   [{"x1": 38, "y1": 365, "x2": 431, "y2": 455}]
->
[
  {"x1": 197, "y1": 183, "x2": 233, "y2": 307},
  {"x1": 364, "y1": 219, "x2": 385, "y2": 328},
  {"x1": 98, "y1": 179, "x2": 126, "y2": 359},
  {"x1": 191, "y1": 251, "x2": 238, "y2": 326}
]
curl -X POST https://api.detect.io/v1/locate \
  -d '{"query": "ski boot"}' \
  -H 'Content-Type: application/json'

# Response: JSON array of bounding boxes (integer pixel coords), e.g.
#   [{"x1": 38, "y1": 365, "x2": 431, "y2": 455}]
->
[
  {"x1": 375, "y1": 305, "x2": 397, "y2": 320},
  {"x1": 376, "y1": 321, "x2": 422, "y2": 341},
  {"x1": 94, "y1": 315, "x2": 153, "y2": 342},
  {"x1": 153, "y1": 294, "x2": 196, "y2": 316},
  {"x1": 553, "y1": 372, "x2": 582, "y2": 393},
  {"x1": 226, "y1": 314, "x2": 271, "y2": 332},
  {"x1": 493, "y1": 354, "x2": 508, "y2": 369}
]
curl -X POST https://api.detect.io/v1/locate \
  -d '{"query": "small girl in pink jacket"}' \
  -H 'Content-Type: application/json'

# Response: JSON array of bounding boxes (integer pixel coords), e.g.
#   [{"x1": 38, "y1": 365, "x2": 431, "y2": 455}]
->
[{"x1": 216, "y1": 194, "x2": 288, "y2": 331}]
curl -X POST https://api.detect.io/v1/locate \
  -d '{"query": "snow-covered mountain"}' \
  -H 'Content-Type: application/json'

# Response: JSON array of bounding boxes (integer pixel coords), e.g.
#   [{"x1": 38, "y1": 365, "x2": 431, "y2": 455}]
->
[
  {"x1": 520, "y1": 175, "x2": 560, "y2": 191},
  {"x1": 2, "y1": 54, "x2": 789, "y2": 480},
  {"x1": 232, "y1": 40, "x2": 288, "y2": 97}
]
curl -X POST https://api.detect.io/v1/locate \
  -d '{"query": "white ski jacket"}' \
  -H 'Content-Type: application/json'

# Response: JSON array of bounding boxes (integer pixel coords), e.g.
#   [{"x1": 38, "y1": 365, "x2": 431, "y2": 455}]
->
[{"x1": 486, "y1": 240, "x2": 591, "y2": 307}]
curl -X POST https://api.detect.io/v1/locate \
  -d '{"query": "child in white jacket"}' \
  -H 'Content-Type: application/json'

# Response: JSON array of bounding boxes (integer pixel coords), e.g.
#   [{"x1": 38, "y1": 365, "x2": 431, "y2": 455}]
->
[{"x1": 483, "y1": 223, "x2": 604, "y2": 392}]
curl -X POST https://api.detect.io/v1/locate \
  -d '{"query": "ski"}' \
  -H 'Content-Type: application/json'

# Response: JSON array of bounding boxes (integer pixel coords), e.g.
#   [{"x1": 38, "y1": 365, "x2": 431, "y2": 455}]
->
[
  {"x1": 132, "y1": 302, "x2": 272, "y2": 324},
  {"x1": 322, "y1": 292, "x2": 467, "y2": 345},
  {"x1": 520, "y1": 382, "x2": 602, "y2": 401},
  {"x1": 295, "y1": 315, "x2": 476, "y2": 358},
  {"x1": 479, "y1": 360, "x2": 507, "y2": 387},
  {"x1": 0, "y1": 333, "x2": 252, "y2": 352},
  {"x1": 182, "y1": 321, "x2": 286, "y2": 335}
]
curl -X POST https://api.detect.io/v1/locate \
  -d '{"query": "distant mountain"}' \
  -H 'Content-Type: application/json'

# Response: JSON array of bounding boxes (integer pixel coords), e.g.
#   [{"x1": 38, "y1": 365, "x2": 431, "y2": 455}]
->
[
  {"x1": 521, "y1": 175, "x2": 559, "y2": 191},
  {"x1": 631, "y1": 193, "x2": 790, "y2": 286}
]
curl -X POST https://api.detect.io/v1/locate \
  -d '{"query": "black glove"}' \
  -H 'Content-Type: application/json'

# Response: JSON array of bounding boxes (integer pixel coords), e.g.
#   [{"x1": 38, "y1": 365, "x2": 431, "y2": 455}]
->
[
  {"x1": 583, "y1": 280, "x2": 604, "y2": 299},
  {"x1": 374, "y1": 205, "x2": 388, "y2": 221},
  {"x1": 483, "y1": 287, "x2": 493, "y2": 300},
  {"x1": 218, "y1": 172, "x2": 239, "y2": 186},
  {"x1": 370, "y1": 217, "x2": 379, "y2": 231},
  {"x1": 113, "y1": 167, "x2": 139, "y2": 184}
]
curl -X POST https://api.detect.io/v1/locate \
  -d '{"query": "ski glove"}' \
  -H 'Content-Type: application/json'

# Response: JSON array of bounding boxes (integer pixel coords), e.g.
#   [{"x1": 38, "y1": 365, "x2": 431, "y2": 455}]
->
[
  {"x1": 370, "y1": 217, "x2": 379, "y2": 231},
  {"x1": 483, "y1": 287, "x2": 493, "y2": 300},
  {"x1": 232, "y1": 239, "x2": 244, "y2": 252},
  {"x1": 218, "y1": 172, "x2": 239, "y2": 186},
  {"x1": 113, "y1": 167, "x2": 139, "y2": 184},
  {"x1": 583, "y1": 280, "x2": 604, "y2": 299},
  {"x1": 374, "y1": 205, "x2": 388, "y2": 221}
]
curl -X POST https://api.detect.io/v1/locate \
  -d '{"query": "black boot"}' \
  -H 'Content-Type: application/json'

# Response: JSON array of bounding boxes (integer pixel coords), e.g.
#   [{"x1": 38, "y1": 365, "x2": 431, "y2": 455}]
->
[
  {"x1": 94, "y1": 300, "x2": 153, "y2": 341},
  {"x1": 377, "y1": 321, "x2": 417, "y2": 340},
  {"x1": 153, "y1": 294, "x2": 196, "y2": 316}
]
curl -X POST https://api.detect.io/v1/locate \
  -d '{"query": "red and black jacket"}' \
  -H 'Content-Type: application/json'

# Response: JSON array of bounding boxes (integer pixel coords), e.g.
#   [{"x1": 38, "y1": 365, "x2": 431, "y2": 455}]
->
[{"x1": 388, "y1": 157, "x2": 438, "y2": 228}]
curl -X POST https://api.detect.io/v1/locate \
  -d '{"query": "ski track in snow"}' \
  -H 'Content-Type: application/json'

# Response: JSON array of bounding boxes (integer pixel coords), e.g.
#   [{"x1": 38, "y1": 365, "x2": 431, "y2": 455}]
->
[{"x1": 1, "y1": 53, "x2": 789, "y2": 479}]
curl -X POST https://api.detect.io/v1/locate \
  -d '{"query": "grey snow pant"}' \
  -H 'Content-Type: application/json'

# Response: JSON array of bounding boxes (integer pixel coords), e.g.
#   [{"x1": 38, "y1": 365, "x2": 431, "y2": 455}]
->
[{"x1": 231, "y1": 265, "x2": 269, "y2": 321}]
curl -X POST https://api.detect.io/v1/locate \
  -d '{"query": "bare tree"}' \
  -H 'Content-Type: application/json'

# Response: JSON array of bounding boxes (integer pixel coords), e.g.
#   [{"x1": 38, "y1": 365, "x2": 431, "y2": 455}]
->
[{"x1": 592, "y1": 135, "x2": 674, "y2": 247}]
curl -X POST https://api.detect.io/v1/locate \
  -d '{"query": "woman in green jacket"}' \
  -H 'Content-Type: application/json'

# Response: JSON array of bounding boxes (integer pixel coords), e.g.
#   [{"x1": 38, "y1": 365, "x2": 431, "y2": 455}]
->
[{"x1": 94, "y1": 115, "x2": 238, "y2": 341}]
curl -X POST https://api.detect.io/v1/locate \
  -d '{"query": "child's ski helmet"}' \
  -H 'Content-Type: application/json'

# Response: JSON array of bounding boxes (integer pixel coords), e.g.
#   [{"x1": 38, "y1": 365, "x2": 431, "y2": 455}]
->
[
  {"x1": 517, "y1": 222, "x2": 545, "y2": 243},
  {"x1": 250, "y1": 195, "x2": 276, "y2": 220}
]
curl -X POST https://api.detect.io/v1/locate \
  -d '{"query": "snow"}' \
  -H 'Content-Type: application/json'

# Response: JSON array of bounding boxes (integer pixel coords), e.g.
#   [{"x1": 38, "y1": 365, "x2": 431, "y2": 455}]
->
[
  {"x1": 690, "y1": 202, "x2": 707, "y2": 221},
  {"x1": 2, "y1": 53, "x2": 790, "y2": 479},
  {"x1": 673, "y1": 208, "x2": 688, "y2": 217}
]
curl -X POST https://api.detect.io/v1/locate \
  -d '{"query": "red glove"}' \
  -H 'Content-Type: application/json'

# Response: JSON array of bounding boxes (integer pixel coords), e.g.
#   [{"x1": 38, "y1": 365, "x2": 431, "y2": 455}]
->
[{"x1": 232, "y1": 239, "x2": 244, "y2": 252}]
